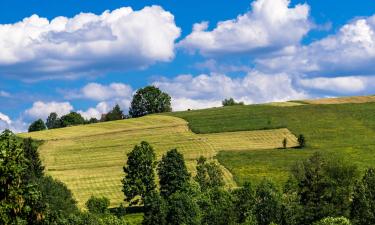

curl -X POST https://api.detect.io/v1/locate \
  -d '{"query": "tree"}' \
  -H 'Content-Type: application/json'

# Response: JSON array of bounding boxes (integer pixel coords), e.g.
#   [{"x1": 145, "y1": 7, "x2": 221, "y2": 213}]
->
[
  {"x1": 103, "y1": 104, "x2": 124, "y2": 121},
  {"x1": 254, "y1": 179, "x2": 282, "y2": 225},
  {"x1": 198, "y1": 188, "x2": 236, "y2": 225},
  {"x1": 46, "y1": 112, "x2": 62, "y2": 129},
  {"x1": 195, "y1": 157, "x2": 224, "y2": 191},
  {"x1": 60, "y1": 112, "x2": 85, "y2": 127},
  {"x1": 0, "y1": 130, "x2": 42, "y2": 224},
  {"x1": 85, "y1": 196, "x2": 110, "y2": 214},
  {"x1": 37, "y1": 176, "x2": 78, "y2": 221},
  {"x1": 28, "y1": 119, "x2": 47, "y2": 132},
  {"x1": 297, "y1": 134, "x2": 306, "y2": 148},
  {"x1": 143, "y1": 191, "x2": 168, "y2": 225},
  {"x1": 314, "y1": 217, "x2": 352, "y2": 225},
  {"x1": 129, "y1": 86, "x2": 172, "y2": 118},
  {"x1": 282, "y1": 138, "x2": 287, "y2": 149},
  {"x1": 351, "y1": 168, "x2": 375, "y2": 225},
  {"x1": 23, "y1": 138, "x2": 44, "y2": 181},
  {"x1": 122, "y1": 141, "x2": 157, "y2": 205},
  {"x1": 291, "y1": 152, "x2": 359, "y2": 225},
  {"x1": 222, "y1": 98, "x2": 244, "y2": 106},
  {"x1": 232, "y1": 182, "x2": 256, "y2": 223},
  {"x1": 167, "y1": 191, "x2": 201, "y2": 225},
  {"x1": 158, "y1": 149, "x2": 190, "y2": 198}
]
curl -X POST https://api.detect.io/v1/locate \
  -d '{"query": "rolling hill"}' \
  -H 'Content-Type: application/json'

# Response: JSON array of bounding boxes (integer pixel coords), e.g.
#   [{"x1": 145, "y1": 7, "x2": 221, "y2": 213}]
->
[
  {"x1": 19, "y1": 95, "x2": 375, "y2": 208},
  {"x1": 20, "y1": 115, "x2": 298, "y2": 207}
]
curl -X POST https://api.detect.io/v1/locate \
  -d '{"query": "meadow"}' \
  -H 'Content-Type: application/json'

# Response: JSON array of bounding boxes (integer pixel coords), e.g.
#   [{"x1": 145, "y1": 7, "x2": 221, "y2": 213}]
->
[
  {"x1": 172, "y1": 102, "x2": 375, "y2": 185},
  {"x1": 20, "y1": 115, "x2": 297, "y2": 207}
]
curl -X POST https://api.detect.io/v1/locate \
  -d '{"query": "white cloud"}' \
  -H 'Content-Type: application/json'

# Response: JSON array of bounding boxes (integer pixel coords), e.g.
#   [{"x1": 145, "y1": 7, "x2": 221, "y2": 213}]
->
[
  {"x1": 257, "y1": 15, "x2": 375, "y2": 77},
  {"x1": 153, "y1": 71, "x2": 307, "y2": 111},
  {"x1": 67, "y1": 82, "x2": 133, "y2": 101},
  {"x1": 179, "y1": 0, "x2": 311, "y2": 56},
  {"x1": 298, "y1": 76, "x2": 375, "y2": 94},
  {"x1": 0, "y1": 112, "x2": 12, "y2": 125},
  {"x1": 25, "y1": 101, "x2": 73, "y2": 119},
  {"x1": 0, "y1": 6, "x2": 180, "y2": 80}
]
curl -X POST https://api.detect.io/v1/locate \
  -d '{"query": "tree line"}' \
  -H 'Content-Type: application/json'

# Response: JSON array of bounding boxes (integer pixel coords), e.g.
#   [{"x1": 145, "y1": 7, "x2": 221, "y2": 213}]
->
[{"x1": 28, "y1": 86, "x2": 172, "y2": 132}]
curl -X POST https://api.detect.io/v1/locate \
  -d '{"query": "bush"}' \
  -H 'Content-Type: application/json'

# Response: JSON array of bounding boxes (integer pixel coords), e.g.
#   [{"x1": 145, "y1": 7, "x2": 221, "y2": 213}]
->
[
  {"x1": 314, "y1": 217, "x2": 351, "y2": 225},
  {"x1": 86, "y1": 196, "x2": 110, "y2": 214},
  {"x1": 297, "y1": 134, "x2": 306, "y2": 148},
  {"x1": 28, "y1": 119, "x2": 47, "y2": 132}
]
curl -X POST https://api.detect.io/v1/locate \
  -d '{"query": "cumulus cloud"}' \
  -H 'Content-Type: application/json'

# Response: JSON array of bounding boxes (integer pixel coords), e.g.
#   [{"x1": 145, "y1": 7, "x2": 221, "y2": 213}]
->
[
  {"x1": 0, "y1": 6, "x2": 180, "y2": 80},
  {"x1": 257, "y1": 15, "x2": 375, "y2": 78},
  {"x1": 153, "y1": 71, "x2": 307, "y2": 111},
  {"x1": 179, "y1": 0, "x2": 311, "y2": 56},
  {"x1": 66, "y1": 82, "x2": 133, "y2": 101},
  {"x1": 299, "y1": 76, "x2": 375, "y2": 94},
  {"x1": 25, "y1": 101, "x2": 73, "y2": 119}
]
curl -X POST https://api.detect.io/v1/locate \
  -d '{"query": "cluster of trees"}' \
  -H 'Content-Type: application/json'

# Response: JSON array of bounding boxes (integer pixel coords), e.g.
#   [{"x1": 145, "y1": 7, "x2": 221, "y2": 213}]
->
[
  {"x1": 28, "y1": 86, "x2": 172, "y2": 132},
  {"x1": 222, "y1": 98, "x2": 244, "y2": 106},
  {"x1": 121, "y1": 142, "x2": 375, "y2": 225}
]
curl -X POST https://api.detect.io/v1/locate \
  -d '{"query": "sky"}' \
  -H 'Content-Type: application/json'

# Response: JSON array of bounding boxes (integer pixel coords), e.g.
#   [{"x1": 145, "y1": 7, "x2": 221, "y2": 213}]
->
[{"x1": 0, "y1": 0, "x2": 375, "y2": 132}]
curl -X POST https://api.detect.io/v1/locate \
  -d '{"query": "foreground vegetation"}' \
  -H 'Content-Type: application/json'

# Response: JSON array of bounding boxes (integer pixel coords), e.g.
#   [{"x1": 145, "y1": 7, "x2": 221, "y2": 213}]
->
[{"x1": 172, "y1": 102, "x2": 375, "y2": 184}]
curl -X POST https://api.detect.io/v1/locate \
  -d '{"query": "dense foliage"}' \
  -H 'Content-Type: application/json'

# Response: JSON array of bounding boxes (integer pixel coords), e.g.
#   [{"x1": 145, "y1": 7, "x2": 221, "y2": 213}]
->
[
  {"x1": 102, "y1": 104, "x2": 125, "y2": 122},
  {"x1": 122, "y1": 141, "x2": 157, "y2": 205},
  {"x1": 129, "y1": 86, "x2": 172, "y2": 118},
  {"x1": 28, "y1": 119, "x2": 47, "y2": 132},
  {"x1": 222, "y1": 98, "x2": 244, "y2": 106}
]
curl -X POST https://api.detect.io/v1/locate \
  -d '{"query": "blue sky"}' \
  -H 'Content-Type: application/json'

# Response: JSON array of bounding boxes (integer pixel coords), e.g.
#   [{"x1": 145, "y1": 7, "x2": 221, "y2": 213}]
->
[{"x1": 0, "y1": 0, "x2": 375, "y2": 132}]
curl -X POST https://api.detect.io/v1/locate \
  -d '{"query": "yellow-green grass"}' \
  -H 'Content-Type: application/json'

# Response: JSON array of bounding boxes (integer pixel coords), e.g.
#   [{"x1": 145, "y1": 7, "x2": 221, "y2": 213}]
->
[
  {"x1": 302, "y1": 95, "x2": 375, "y2": 104},
  {"x1": 19, "y1": 115, "x2": 297, "y2": 208}
]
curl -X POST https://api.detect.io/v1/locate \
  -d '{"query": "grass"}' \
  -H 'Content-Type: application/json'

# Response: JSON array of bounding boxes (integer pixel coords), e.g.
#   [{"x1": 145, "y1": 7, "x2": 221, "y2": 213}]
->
[
  {"x1": 19, "y1": 115, "x2": 296, "y2": 208},
  {"x1": 172, "y1": 103, "x2": 375, "y2": 185}
]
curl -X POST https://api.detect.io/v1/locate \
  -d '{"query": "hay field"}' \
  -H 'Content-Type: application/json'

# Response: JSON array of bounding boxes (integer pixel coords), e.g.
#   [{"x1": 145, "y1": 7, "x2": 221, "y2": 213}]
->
[{"x1": 20, "y1": 115, "x2": 297, "y2": 207}]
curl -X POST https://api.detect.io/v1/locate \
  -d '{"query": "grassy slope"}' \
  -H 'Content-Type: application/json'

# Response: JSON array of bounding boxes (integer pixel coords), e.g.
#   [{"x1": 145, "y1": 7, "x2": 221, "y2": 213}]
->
[
  {"x1": 20, "y1": 115, "x2": 297, "y2": 207},
  {"x1": 171, "y1": 103, "x2": 375, "y2": 185}
]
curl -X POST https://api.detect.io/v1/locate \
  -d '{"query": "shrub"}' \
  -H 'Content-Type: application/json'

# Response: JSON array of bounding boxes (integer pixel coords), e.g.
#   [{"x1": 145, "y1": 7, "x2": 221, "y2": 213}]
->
[
  {"x1": 314, "y1": 217, "x2": 351, "y2": 225},
  {"x1": 85, "y1": 196, "x2": 110, "y2": 214},
  {"x1": 222, "y1": 98, "x2": 244, "y2": 106}
]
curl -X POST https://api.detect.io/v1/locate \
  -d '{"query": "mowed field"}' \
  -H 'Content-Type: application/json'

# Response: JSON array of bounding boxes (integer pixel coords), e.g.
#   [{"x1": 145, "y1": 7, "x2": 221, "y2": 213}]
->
[
  {"x1": 172, "y1": 101, "x2": 375, "y2": 185},
  {"x1": 19, "y1": 115, "x2": 298, "y2": 208}
]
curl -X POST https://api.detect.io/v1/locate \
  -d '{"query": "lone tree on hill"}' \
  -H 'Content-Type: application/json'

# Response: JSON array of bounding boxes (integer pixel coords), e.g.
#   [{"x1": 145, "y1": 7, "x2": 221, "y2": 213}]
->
[
  {"x1": 298, "y1": 134, "x2": 306, "y2": 148},
  {"x1": 28, "y1": 119, "x2": 47, "y2": 132},
  {"x1": 122, "y1": 141, "x2": 157, "y2": 205},
  {"x1": 158, "y1": 149, "x2": 190, "y2": 198},
  {"x1": 129, "y1": 86, "x2": 171, "y2": 118}
]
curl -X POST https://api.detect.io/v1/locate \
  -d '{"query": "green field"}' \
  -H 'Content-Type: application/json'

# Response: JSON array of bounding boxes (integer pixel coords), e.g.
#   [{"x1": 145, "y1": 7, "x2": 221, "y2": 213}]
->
[
  {"x1": 20, "y1": 115, "x2": 297, "y2": 207},
  {"x1": 172, "y1": 102, "x2": 375, "y2": 185}
]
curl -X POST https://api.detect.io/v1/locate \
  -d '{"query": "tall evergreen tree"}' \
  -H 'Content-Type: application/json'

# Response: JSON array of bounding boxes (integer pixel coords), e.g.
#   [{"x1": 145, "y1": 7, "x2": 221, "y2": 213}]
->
[
  {"x1": 158, "y1": 149, "x2": 190, "y2": 198},
  {"x1": 122, "y1": 141, "x2": 157, "y2": 205}
]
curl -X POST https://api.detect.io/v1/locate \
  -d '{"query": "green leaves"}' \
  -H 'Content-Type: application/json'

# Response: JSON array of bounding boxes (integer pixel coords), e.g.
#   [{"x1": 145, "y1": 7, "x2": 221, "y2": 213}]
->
[
  {"x1": 129, "y1": 86, "x2": 171, "y2": 118},
  {"x1": 122, "y1": 141, "x2": 157, "y2": 205}
]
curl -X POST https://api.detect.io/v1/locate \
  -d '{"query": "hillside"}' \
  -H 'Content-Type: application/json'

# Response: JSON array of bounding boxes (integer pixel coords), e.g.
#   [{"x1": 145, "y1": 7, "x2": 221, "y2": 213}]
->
[
  {"x1": 20, "y1": 115, "x2": 297, "y2": 207},
  {"x1": 172, "y1": 101, "x2": 375, "y2": 185}
]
